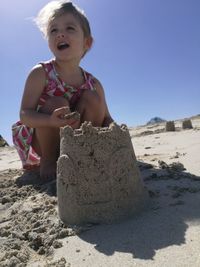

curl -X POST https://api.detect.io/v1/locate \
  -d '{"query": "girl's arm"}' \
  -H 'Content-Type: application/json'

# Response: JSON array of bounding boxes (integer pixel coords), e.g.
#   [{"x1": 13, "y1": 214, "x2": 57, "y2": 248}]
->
[
  {"x1": 93, "y1": 78, "x2": 114, "y2": 127},
  {"x1": 20, "y1": 65, "x2": 71, "y2": 128},
  {"x1": 20, "y1": 65, "x2": 49, "y2": 128}
]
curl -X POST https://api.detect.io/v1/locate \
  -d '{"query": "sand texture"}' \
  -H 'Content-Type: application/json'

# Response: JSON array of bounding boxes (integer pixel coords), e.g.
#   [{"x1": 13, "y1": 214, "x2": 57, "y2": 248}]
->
[
  {"x1": 0, "y1": 115, "x2": 200, "y2": 266},
  {"x1": 57, "y1": 122, "x2": 148, "y2": 225}
]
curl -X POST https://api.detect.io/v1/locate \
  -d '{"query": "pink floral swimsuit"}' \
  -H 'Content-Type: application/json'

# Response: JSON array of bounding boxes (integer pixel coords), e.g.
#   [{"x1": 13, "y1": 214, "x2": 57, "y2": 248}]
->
[{"x1": 12, "y1": 60, "x2": 96, "y2": 169}]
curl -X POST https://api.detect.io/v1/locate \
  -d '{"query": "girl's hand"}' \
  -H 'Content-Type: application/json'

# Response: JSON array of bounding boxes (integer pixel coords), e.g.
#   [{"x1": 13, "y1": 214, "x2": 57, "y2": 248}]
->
[{"x1": 50, "y1": 107, "x2": 80, "y2": 128}]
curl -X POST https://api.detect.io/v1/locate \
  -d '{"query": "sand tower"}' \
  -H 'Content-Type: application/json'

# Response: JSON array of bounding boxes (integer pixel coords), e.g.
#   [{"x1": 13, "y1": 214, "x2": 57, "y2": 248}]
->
[
  {"x1": 182, "y1": 119, "x2": 193, "y2": 129},
  {"x1": 165, "y1": 121, "x2": 175, "y2": 131},
  {"x1": 0, "y1": 135, "x2": 8, "y2": 147},
  {"x1": 57, "y1": 122, "x2": 148, "y2": 225}
]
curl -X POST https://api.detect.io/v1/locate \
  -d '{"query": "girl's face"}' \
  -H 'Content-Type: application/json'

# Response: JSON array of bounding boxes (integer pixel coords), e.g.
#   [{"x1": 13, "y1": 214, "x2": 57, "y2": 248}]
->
[{"x1": 47, "y1": 13, "x2": 92, "y2": 63}]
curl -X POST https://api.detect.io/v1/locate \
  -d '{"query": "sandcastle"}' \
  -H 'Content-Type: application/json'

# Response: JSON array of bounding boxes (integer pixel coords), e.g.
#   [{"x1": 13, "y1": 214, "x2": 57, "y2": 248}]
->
[
  {"x1": 0, "y1": 135, "x2": 8, "y2": 147},
  {"x1": 57, "y1": 122, "x2": 148, "y2": 225},
  {"x1": 165, "y1": 121, "x2": 175, "y2": 131},
  {"x1": 182, "y1": 119, "x2": 193, "y2": 129}
]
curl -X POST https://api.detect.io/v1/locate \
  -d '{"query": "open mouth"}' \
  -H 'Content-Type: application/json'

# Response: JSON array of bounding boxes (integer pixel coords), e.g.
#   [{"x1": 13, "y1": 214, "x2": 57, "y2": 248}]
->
[{"x1": 57, "y1": 42, "x2": 70, "y2": 50}]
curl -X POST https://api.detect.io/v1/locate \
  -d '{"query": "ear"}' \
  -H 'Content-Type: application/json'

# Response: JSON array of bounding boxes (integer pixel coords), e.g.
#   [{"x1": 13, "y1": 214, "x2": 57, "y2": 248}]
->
[{"x1": 84, "y1": 36, "x2": 93, "y2": 50}]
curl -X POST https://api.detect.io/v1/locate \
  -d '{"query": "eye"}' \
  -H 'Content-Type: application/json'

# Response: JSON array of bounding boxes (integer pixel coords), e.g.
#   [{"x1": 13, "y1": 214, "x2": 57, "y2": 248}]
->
[
  {"x1": 50, "y1": 28, "x2": 57, "y2": 34},
  {"x1": 67, "y1": 26, "x2": 75, "y2": 32}
]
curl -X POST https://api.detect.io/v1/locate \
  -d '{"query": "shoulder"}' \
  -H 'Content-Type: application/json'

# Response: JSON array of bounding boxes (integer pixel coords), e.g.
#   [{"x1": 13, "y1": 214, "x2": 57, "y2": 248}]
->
[
  {"x1": 84, "y1": 71, "x2": 104, "y2": 90},
  {"x1": 27, "y1": 64, "x2": 46, "y2": 80},
  {"x1": 83, "y1": 70, "x2": 101, "y2": 87},
  {"x1": 28, "y1": 59, "x2": 54, "y2": 77},
  {"x1": 24, "y1": 64, "x2": 47, "y2": 92},
  {"x1": 92, "y1": 77, "x2": 102, "y2": 87},
  {"x1": 82, "y1": 69, "x2": 105, "y2": 96},
  {"x1": 91, "y1": 76, "x2": 105, "y2": 96}
]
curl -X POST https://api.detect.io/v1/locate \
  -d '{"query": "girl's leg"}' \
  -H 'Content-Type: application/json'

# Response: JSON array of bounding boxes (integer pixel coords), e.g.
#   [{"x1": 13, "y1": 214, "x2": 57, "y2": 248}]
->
[
  {"x1": 76, "y1": 90, "x2": 106, "y2": 127},
  {"x1": 32, "y1": 97, "x2": 70, "y2": 180}
]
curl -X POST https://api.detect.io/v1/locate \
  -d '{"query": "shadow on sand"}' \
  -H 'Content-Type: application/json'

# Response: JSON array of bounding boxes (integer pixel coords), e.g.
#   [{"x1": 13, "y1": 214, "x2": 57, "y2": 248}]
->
[
  {"x1": 15, "y1": 169, "x2": 57, "y2": 197},
  {"x1": 76, "y1": 161, "x2": 200, "y2": 260}
]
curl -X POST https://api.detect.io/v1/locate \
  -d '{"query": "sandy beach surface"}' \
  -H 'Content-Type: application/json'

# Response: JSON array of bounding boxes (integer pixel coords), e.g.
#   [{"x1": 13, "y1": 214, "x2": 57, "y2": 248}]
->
[{"x1": 0, "y1": 115, "x2": 200, "y2": 266}]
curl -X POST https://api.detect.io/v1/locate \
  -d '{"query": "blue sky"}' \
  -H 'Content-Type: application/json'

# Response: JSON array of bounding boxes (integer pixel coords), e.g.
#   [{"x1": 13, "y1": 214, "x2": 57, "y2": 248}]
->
[{"x1": 1, "y1": 0, "x2": 200, "y2": 144}]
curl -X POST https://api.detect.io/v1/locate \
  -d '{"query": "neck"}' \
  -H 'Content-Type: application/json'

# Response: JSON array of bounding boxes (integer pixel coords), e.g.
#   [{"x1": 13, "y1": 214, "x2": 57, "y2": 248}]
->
[
  {"x1": 53, "y1": 58, "x2": 81, "y2": 76},
  {"x1": 53, "y1": 58, "x2": 84, "y2": 87}
]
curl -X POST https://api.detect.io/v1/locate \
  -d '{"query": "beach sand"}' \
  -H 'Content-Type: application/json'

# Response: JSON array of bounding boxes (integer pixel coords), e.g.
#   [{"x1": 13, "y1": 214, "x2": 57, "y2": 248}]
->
[{"x1": 0, "y1": 115, "x2": 200, "y2": 266}]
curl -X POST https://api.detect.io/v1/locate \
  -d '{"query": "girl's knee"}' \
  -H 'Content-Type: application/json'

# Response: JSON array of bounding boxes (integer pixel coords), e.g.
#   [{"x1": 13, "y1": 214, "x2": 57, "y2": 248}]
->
[
  {"x1": 77, "y1": 90, "x2": 106, "y2": 124},
  {"x1": 81, "y1": 90, "x2": 100, "y2": 107},
  {"x1": 40, "y1": 96, "x2": 69, "y2": 114}
]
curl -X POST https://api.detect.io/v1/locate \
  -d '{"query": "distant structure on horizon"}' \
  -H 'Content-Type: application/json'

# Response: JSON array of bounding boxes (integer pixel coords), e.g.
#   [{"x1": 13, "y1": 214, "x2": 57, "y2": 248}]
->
[{"x1": 146, "y1": 117, "x2": 166, "y2": 125}]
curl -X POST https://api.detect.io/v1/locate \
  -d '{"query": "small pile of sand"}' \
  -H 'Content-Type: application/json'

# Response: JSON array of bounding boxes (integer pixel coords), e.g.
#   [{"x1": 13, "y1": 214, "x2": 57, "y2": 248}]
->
[{"x1": 0, "y1": 169, "x2": 86, "y2": 266}]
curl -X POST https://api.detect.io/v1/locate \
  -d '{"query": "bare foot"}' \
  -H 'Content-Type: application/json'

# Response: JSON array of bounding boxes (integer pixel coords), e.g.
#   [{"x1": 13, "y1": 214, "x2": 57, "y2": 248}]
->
[{"x1": 40, "y1": 158, "x2": 57, "y2": 181}]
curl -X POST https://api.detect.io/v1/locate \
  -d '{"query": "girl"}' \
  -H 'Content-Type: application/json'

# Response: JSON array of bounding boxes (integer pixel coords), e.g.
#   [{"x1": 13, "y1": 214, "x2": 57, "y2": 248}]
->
[{"x1": 12, "y1": 0, "x2": 113, "y2": 180}]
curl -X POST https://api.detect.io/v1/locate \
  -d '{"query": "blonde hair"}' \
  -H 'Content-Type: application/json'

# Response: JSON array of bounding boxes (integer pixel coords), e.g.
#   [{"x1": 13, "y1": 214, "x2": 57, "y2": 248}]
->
[{"x1": 34, "y1": 0, "x2": 92, "y2": 39}]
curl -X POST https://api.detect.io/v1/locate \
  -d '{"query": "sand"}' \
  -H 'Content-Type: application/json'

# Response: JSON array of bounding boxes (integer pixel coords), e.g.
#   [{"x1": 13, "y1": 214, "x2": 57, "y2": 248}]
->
[
  {"x1": 0, "y1": 115, "x2": 200, "y2": 266},
  {"x1": 57, "y1": 123, "x2": 148, "y2": 225}
]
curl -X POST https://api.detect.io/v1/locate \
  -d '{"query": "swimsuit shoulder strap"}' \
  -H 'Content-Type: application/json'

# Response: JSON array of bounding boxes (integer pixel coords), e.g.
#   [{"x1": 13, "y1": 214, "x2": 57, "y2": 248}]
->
[{"x1": 82, "y1": 69, "x2": 96, "y2": 91}]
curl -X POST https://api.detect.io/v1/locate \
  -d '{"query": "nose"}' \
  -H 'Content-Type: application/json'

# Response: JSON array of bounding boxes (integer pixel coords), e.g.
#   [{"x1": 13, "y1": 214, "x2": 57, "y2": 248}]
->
[{"x1": 57, "y1": 30, "x2": 65, "y2": 38}]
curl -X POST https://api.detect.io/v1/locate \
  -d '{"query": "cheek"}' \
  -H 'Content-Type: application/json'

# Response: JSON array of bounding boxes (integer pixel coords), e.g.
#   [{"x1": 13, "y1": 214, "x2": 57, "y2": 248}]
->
[{"x1": 48, "y1": 39, "x2": 55, "y2": 52}]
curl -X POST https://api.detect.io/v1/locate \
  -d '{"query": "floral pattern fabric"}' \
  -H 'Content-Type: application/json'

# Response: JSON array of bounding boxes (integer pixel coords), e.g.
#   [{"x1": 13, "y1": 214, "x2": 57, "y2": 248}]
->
[{"x1": 12, "y1": 60, "x2": 95, "y2": 169}]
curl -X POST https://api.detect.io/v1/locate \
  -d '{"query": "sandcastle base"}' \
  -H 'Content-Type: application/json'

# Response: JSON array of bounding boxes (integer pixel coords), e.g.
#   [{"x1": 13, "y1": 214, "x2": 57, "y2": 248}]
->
[{"x1": 57, "y1": 123, "x2": 149, "y2": 225}]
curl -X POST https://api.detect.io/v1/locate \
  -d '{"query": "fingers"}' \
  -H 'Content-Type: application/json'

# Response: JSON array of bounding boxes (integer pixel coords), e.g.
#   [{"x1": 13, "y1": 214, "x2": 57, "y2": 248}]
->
[
  {"x1": 63, "y1": 112, "x2": 80, "y2": 127},
  {"x1": 64, "y1": 111, "x2": 80, "y2": 120},
  {"x1": 51, "y1": 106, "x2": 80, "y2": 128},
  {"x1": 53, "y1": 106, "x2": 70, "y2": 117}
]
